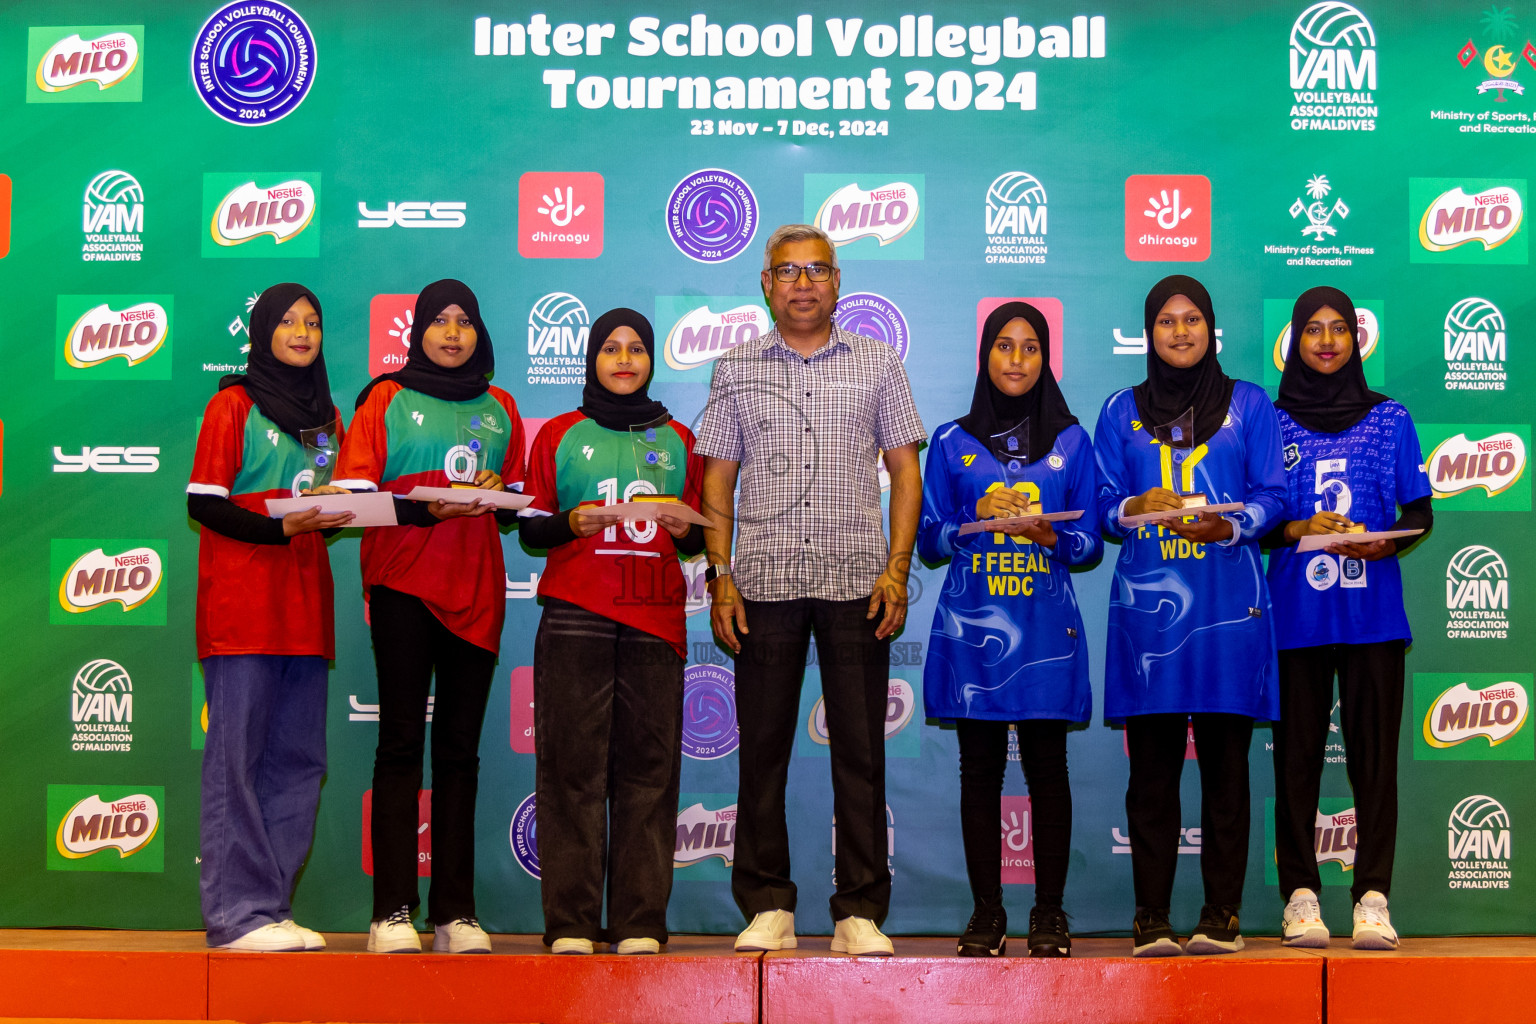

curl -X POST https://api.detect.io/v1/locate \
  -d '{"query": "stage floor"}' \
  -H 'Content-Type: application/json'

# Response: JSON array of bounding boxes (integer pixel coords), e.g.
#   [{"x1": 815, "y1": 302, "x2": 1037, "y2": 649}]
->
[{"x1": 3, "y1": 930, "x2": 1534, "y2": 1024}]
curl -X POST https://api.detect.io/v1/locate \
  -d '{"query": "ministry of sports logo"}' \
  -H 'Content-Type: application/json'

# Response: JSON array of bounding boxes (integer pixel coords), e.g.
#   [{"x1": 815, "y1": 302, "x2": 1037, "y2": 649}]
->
[
  {"x1": 1455, "y1": 7, "x2": 1535, "y2": 104},
  {"x1": 1446, "y1": 544, "x2": 1510, "y2": 639},
  {"x1": 681, "y1": 665, "x2": 739, "y2": 760},
  {"x1": 193, "y1": 1, "x2": 316, "y2": 126},
  {"x1": 1288, "y1": 2, "x2": 1378, "y2": 131},
  {"x1": 526, "y1": 292, "x2": 589, "y2": 386},
  {"x1": 82, "y1": 170, "x2": 143, "y2": 263},
  {"x1": 1447, "y1": 794, "x2": 1512, "y2": 889},
  {"x1": 835, "y1": 293, "x2": 910, "y2": 361},
  {"x1": 28, "y1": 27, "x2": 144, "y2": 102},
  {"x1": 1444, "y1": 297, "x2": 1509, "y2": 392},
  {"x1": 667, "y1": 168, "x2": 757, "y2": 263},
  {"x1": 984, "y1": 172, "x2": 1048, "y2": 265},
  {"x1": 71, "y1": 659, "x2": 133, "y2": 753}
]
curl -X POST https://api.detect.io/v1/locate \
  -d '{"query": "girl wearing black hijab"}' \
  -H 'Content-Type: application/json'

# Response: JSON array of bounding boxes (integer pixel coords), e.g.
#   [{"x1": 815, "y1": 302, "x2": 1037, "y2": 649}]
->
[
  {"x1": 328, "y1": 280, "x2": 526, "y2": 954},
  {"x1": 520, "y1": 308, "x2": 706, "y2": 954},
  {"x1": 1093, "y1": 275, "x2": 1287, "y2": 957},
  {"x1": 1265, "y1": 286, "x2": 1432, "y2": 952},
  {"x1": 916, "y1": 302, "x2": 1101, "y2": 958},
  {"x1": 188, "y1": 282, "x2": 351, "y2": 952}
]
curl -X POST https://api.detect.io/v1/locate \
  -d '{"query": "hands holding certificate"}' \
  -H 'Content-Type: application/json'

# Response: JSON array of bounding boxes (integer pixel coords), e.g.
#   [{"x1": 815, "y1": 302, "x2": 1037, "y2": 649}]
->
[
  {"x1": 1284, "y1": 509, "x2": 1395, "y2": 561},
  {"x1": 1124, "y1": 487, "x2": 1234, "y2": 543},
  {"x1": 974, "y1": 488, "x2": 1057, "y2": 547}
]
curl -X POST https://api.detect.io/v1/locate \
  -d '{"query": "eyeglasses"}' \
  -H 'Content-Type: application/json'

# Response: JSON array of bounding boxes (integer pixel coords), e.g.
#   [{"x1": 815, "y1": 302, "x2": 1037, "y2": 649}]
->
[{"x1": 769, "y1": 262, "x2": 834, "y2": 283}]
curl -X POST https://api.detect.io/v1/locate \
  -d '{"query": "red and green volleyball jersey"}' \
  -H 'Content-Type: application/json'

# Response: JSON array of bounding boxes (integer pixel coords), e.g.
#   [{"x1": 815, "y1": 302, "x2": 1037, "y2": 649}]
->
[
  {"x1": 525, "y1": 411, "x2": 703, "y2": 656},
  {"x1": 187, "y1": 385, "x2": 341, "y2": 659},
  {"x1": 334, "y1": 381, "x2": 525, "y2": 653}
]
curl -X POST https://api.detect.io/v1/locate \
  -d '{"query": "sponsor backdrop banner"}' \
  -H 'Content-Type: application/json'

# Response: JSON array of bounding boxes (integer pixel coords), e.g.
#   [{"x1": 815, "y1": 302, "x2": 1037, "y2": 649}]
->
[{"x1": 1, "y1": 0, "x2": 1531, "y2": 938}]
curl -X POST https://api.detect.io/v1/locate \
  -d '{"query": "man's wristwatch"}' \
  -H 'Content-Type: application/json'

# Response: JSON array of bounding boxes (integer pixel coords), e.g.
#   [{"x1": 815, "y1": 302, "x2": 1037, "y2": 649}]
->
[{"x1": 704, "y1": 563, "x2": 732, "y2": 583}]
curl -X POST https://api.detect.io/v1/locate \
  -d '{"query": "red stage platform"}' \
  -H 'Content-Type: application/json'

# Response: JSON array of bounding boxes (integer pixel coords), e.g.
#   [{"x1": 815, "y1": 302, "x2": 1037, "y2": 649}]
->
[{"x1": 2, "y1": 930, "x2": 1533, "y2": 1024}]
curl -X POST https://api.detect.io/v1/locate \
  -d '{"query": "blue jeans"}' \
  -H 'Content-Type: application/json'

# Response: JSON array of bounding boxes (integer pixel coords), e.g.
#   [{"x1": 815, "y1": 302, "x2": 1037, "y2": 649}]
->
[{"x1": 200, "y1": 654, "x2": 328, "y2": 946}]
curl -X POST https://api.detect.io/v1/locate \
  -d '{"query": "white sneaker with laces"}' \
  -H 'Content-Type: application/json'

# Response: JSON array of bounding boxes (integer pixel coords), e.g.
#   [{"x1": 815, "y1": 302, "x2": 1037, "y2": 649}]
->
[
  {"x1": 1281, "y1": 888, "x2": 1329, "y2": 948},
  {"x1": 735, "y1": 910, "x2": 797, "y2": 951},
  {"x1": 830, "y1": 916, "x2": 894, "y2": 956},
  {"x1": 279, "y1": 919, "x2": 325, "y2": 950},
  {"x1": 218, "y1": 922, "x2": 305, "y2": 952},
  {"x1": 367, "y1": 906, "x2": 422, "y2": 953},
  {"x1": 550, "y1": 937, "x2": 594, "y2": 954},
  {"x1": 1352, "y1": 891, "x2": 1399, "y2": 950},
  {"x1": 433, "y1": 917, "x2": 492, "y2": 954},
  {"x1": 615, "y1": 937, "x2": 661, "y2": 955}
]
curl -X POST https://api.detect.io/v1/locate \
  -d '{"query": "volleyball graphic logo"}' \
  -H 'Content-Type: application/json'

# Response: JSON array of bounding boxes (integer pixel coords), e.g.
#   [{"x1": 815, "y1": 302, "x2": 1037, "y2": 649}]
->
[
  {"x1": 527, "y1": 292, "x2": 590, "y2": 354},
  {"x1": 1291, "y1": 2, "x2": 1376, "y2": 52},
  {"x1": 666, "y1": 169, "x2": 758, "y2": 263},
  {"x1": 1448, "y1": 544, "x2": 1507, "y2": 588},
  {"x1": 681, "y1": 665, "x2": 739, "y2": 760},
  {"x1": 1445, "y1": 297, "x2": 1507, "y2": 362},
  {"x1": 73, "y1": 659, "x2": 132, "y2": 699},
  {"x1": 509, "y1": 792, "x2": 540, "y2": 879},
  {"x1": 1449, "y1": 794, "x2": 1510, "y2": 836},
  {"x1": 85, "y1": 170, "x2": 143, "y2": 211},
  {"x1": 193, "y1": 1, "x2": 317, "y2": 126},
  {"x1": 988, "y1": 172, "x2": 1047, "y2": 212},
  {"x1": 834, "y1": 293, "x2": 910, "y2": 361}
]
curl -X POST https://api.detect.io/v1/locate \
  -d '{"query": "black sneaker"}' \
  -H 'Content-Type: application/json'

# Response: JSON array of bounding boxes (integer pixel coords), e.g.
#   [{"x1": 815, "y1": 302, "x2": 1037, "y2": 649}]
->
[
  {"x1": 1186, "y1": 903, "x2": 1244, "y2": 955},
  {"x1": 1027, "y1": 904, "x2": 1071, "y2": 957},
  {"x1": 957, "y1": 903, "x2": 1007, "y2": 957},
  {"x1": 1131, "y1": 906, "x2": 1181, "y2": 957}
]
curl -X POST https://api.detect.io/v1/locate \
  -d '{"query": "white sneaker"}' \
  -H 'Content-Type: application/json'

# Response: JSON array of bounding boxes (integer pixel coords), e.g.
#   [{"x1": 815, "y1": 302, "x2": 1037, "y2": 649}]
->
[
  {"x1": 1352, "y1": 891, "x2": 1399, "y2": 950},
  {"x1": 218, "y1": 922, "x2": 305, "y2": 952},
  {"x1": 367, "y1": 906, "x2": 422, "y2": 953},
  {"x1": 830, "y1": 916, "x2": 894, "y2": 956},
  {"x1": 551, "y1": 937, "x2": 594, "y2": 954},
  {"x1": 1281, "y1": 888, "x2": 1329, "y2": 948},
  {"x1": 433, "y1": 917, "x2": 492, "y2": 954},
  {"x1": 735, "y1": 910, "x2": 797, "y2": 951},
  {"x1": 615, "y1": 937, "x2": 662, "y2": 955}
]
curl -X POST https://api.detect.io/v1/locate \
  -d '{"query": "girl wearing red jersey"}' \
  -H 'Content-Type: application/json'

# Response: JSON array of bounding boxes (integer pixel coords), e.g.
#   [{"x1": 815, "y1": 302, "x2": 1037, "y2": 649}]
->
[
  {"x1": 328, "y1": 280, "x2": 526, "y2": 954},
  {"x1": 188, "y1": 283, "x2": 351, "y2": 952},
  {"x1": 521, "y1": 308, "x2": 705, "y2": 954}
]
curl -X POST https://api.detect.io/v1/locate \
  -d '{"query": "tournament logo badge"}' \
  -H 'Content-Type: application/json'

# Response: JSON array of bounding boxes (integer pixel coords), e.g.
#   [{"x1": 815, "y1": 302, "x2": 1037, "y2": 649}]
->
[
  {"x1": 526, "y1": 292, "x2": 589, "y2": 386},
  {"x1": 1445, "y1": 544, "x2": 1510, "y2": 640},
  {"x1": 47, "y1": 785, "x2": 164, "y2": 872},
  {"x1": 806, "y1": 174, "x2": 925, "y2": 259},
  {"x1": 1411, "y1": 178, "x2": 1528, "y2": 264},
  {"x1": 674, "y1": 801, "x2": 737, "y2": 867},
  {"x1": 193, "y1": 2, "x2": 316, "y2": 125},
  {"x1": 1447, "y1": 794, "x2": 1512, "y2": 889},
  {"x1": 835, "y1": 293, "x2": 910, "y2": 361},
  {"x1": 71, "y1": 659, "x2": 133, "y2": 753},
  {"x1": 56, "y1": 297, "x2": 172, "y2": 380},
  {"x1": 1287, "y1": 2, "x2": 1378, "y2": 131},
  {"x1": 1455, "y1": 7, "x2": 1535, "y2": 104},
  {"x1": 667, "y1": 168, "x2": 758, "y2": 263},
  {"x1": 27, "y1": 27, "x2": 144, "y2": 103},
  {"x1": 203, "y1": 174, "x2": 321, "y2": 257},
  {"x1": 1414, "y1": 673, "x2": 1533, "y2": 760},
  {"x1": 1123, "y1": 174, "x2": 1211, "y2": 261},
  {"x1": 81, "y1": 170, "x2": 144, "y2": 263},
  {"x1": 681, "y1": 665, "x2": 739, "y2": 761},
  {"x1": 1444, "y1": 297, "x2": 1509, "y2": 392},
  {"x1": 1421, "y1": 426, "x2": 1530, "y2": 508},
  {"x1": 518, "y1": 172, "x2": 603, "y2": 258},
  {"x1": 509, "y1": 792, "x2": 540, "y2": 879},
  {"x1": 368, "y1": 294, "x2": 416, "y2": 378},
  {"x1": 984, "y1": 172, "x2": 1048, "y2": 265},
  {"x1": 653, "y1": 297, "x2": 769, "y2": 380}
]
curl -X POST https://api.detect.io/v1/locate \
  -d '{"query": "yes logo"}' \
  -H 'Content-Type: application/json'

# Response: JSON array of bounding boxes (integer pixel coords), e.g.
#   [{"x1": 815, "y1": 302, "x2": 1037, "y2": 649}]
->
[
  {"x1": 1411, "y1": 178, "x2": 1528, "y2": 264},
  {"x1": 47, "y1": 785, "x2": 164, "y2": 871},
  {"x1": 1124, "y1": 175, "x2": 1211, "y2": 261},
  {"x1": 1415, "y1": 674, "x2": 1533, "y2": 760},
  {"x1": 51, "y1": 540, "x2": 167, "y2": 625},
  {"x1": 55, "y1": 296, "x2": 173, "y2": 381},
  {"x1": 1420, "y1": 425, "x2": 1530, "y2": 509},
  {"x1": 805, "y1": 174, "x2": 925, "y2": 259},
  {"x1": 202, "y1": 173, "x2": 322, "y2": 258},
  {"x1": 27, "y1": 27, "x2": 144, "y2": 102}
]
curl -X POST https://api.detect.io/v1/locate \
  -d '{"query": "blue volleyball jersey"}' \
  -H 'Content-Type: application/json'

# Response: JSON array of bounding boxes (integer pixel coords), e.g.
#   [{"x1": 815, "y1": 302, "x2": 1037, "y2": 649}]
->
[
  {"x1": 1093, "y1": 382, "x2": 1286, "y2": 720},
  {"x1": 1266, "y1": 401, "x2": 1431, "y2": 649},
  {"x1": 918, "y1": 421, "x2": 1101, "y2": 722}
]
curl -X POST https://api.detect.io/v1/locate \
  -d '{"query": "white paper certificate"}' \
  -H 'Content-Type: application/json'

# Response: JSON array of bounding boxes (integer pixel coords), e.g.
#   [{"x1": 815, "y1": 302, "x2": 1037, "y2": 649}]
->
[
  {"x1": 577, "y1": 501, "x2": 711, "y2": 526},
  {"x1": 265, "y1": 491, "x2": 399, "y2": 527},
  {"x1": 1118, "y1": 501, "x2": 1245, "y2": 528},
  {"x1": 958, "y1": 510, "x2": 1085, "y2": 536},
  {"x1": 1296, "y1": 528, "x2": 1423, "y2": 552},
  {"x1": 404, "y1": 486, "x2": 534, "y2": 510}
]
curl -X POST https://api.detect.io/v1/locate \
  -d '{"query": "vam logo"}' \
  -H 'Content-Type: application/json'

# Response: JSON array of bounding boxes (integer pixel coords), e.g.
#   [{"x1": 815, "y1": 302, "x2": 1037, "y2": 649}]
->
[
  {"x1": 1447, "y1": 794, "x2": 1512, "y2": 889},
  {"x1": 82, "y1": 170, "x2": 144, "y2": 262},
  {"x1": 675, "y1": 802, "x2": 737, "y2": 867},
  {"x1": 58, "y1": 298, "x2": 172, "y2": 379},
  {"x1": 71, "y1": 658, "x2": 133, "y2": 753},
  {"x1": 1411, "y1": 178, "x2": 1528, "y2": 265},
  {"x1": 47, "y1": 785, "x2": 163, "y2": 872},
  {"x1": 1288, "y1": 2, "x2": 1378, "y2": 131},
  {"x1": 357, "y1": 200, "x2": 466, "y2": 229},
  {"x1": 1424, "y1": 428, "x2": 1528, "y2": 504},
  {"x1": 202, "y1": 173, "x2": 322, "y2": 258},
  {"x1": 984, "y1": 172, "x2": 1048, "y2": 265},
  {"x1": 656, "y1": 298, "x2": 769, "y2": 377},
  {"x1": 526, "y1": 292, "x2": 589, "y2": 386},
  {"x1": 1445, "y1": 544, "x2": 1510, "y2": 640},
  {"x1": 28, "y1": 27, "x2": 144, "y2": 102},
  {"x1": 1444, "y1": 297, "x2": 1508, "y2": 392},
  {"x1": 1425, "y1": 680, "x2": 1529, "y2": 749},
  {"x1": 53, "y1": 446, "x2": 160, "y2": 474},
  {"x1": 805, "y1": 173, "x2": 924, "y2": 259}
]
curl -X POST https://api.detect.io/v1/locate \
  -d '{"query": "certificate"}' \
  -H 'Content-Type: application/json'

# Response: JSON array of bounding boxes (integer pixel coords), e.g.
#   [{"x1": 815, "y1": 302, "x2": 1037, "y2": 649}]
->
[
  {"x1": 1297, "y1": 528, "x2": 1423, "y2": 552},
  {"x1": 1118, "y1": 501, "x2": 1244, "y2": 528},
  {"x1": 265, "y1": 491, "x2": 398, "y2": 527},
  {"x1": 958, "y1": 510, "x2": 1085, "y2": 536},
  {"x1": 577, "y1": 501, "x2": 711, "y2": 526},
  {"x1": 404, "y1": 486, "x2": 534, "y2": 510}
]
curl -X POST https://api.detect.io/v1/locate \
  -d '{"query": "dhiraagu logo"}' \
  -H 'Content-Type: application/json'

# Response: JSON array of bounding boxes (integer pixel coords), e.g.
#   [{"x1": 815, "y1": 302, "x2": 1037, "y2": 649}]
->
[
  {"x1": 653, "y1": 295, "x2": 769, "y2": 381},
  {"x1": 1263, "y1": 297, "x2": 1383, "y2": 386},
  {"x1": 805, "y1": 174, "x2": 924, "y2": 259}
]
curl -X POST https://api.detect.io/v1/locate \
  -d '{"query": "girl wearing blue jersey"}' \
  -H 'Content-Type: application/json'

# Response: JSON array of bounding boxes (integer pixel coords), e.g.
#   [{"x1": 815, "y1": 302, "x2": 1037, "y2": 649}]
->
[
  {"x1": 1265, "y1": 286, "x2": 1432, "y2": 952},
  {"x1": 919, "y1": 302, "x2": 1101, "y2": 958},
  {"x1": 1094, "y1": 275, "x2": 1286, "y2": 957}
]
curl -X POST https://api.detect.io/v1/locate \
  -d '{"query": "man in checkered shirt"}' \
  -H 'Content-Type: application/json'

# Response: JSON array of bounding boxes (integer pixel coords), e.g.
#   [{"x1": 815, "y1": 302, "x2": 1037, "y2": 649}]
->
[{"x1": 696, "y1": 223, "x2": 925, "y2": 957}]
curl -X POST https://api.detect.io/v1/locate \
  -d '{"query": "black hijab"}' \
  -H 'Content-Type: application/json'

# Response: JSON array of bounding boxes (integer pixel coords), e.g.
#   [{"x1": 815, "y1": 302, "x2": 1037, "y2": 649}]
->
[
  {"x1": 355, "y1": 279, "x2": 493, "y2": 408},
  {"x1": 579, "y1": 307, "x2": 670, "y2": 432},
  {"x1": 1132, "y1": 275, "x2": 1235, "y2": 448},
  {"x1": 220, "y1": 282, "x2": 334, "y2": 440},
  {"x1": 955, "y1": 301, "x2": 1078, "y2": 463},
  {"x1": 1276, "y1": 286, "x2": 1388, "y2": 434}
]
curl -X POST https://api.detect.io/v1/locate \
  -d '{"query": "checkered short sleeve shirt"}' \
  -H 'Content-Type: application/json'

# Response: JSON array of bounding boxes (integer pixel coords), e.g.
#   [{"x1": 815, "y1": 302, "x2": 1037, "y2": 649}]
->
[{"x1": 693, "y1": 324, "x2": 926, "y2": 602}]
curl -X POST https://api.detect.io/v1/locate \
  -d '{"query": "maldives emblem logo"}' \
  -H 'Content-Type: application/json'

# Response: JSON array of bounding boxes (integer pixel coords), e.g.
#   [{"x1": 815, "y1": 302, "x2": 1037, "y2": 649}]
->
[
  {"x1": 63, "y1": 300, "x2": 170, "y2": 370},
  {"x1": 193, "y1": 1, "x2": 317, "y2": 125},
  {"x1": 1291, "y1": 173, "x2": 1349, "y2": 238},
  {"x1": 47, "y1": 786, "x2": 164, "y2": 872},
  {"x1": 206, "y1": 176, "x2": 320, "y2": 253},
  {"x1": 1455, "y1": 7, "x2": 1535, "y2": 102},
  {"x1": 1411, "y1": 178, "x2": 1528, "y2": 264},
  {"x1": 1425, "y1": 429, "x2": 1529, "y2": 503},
  {"x1": 807, "y1": 175, "x2": 925, "y2": 259},
  {"x1": 666, "y1": 168, "x2": 758, "y2": 263},
  {"x1": 28, "y1": 27, "x2": 144, "y2": 102}
]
